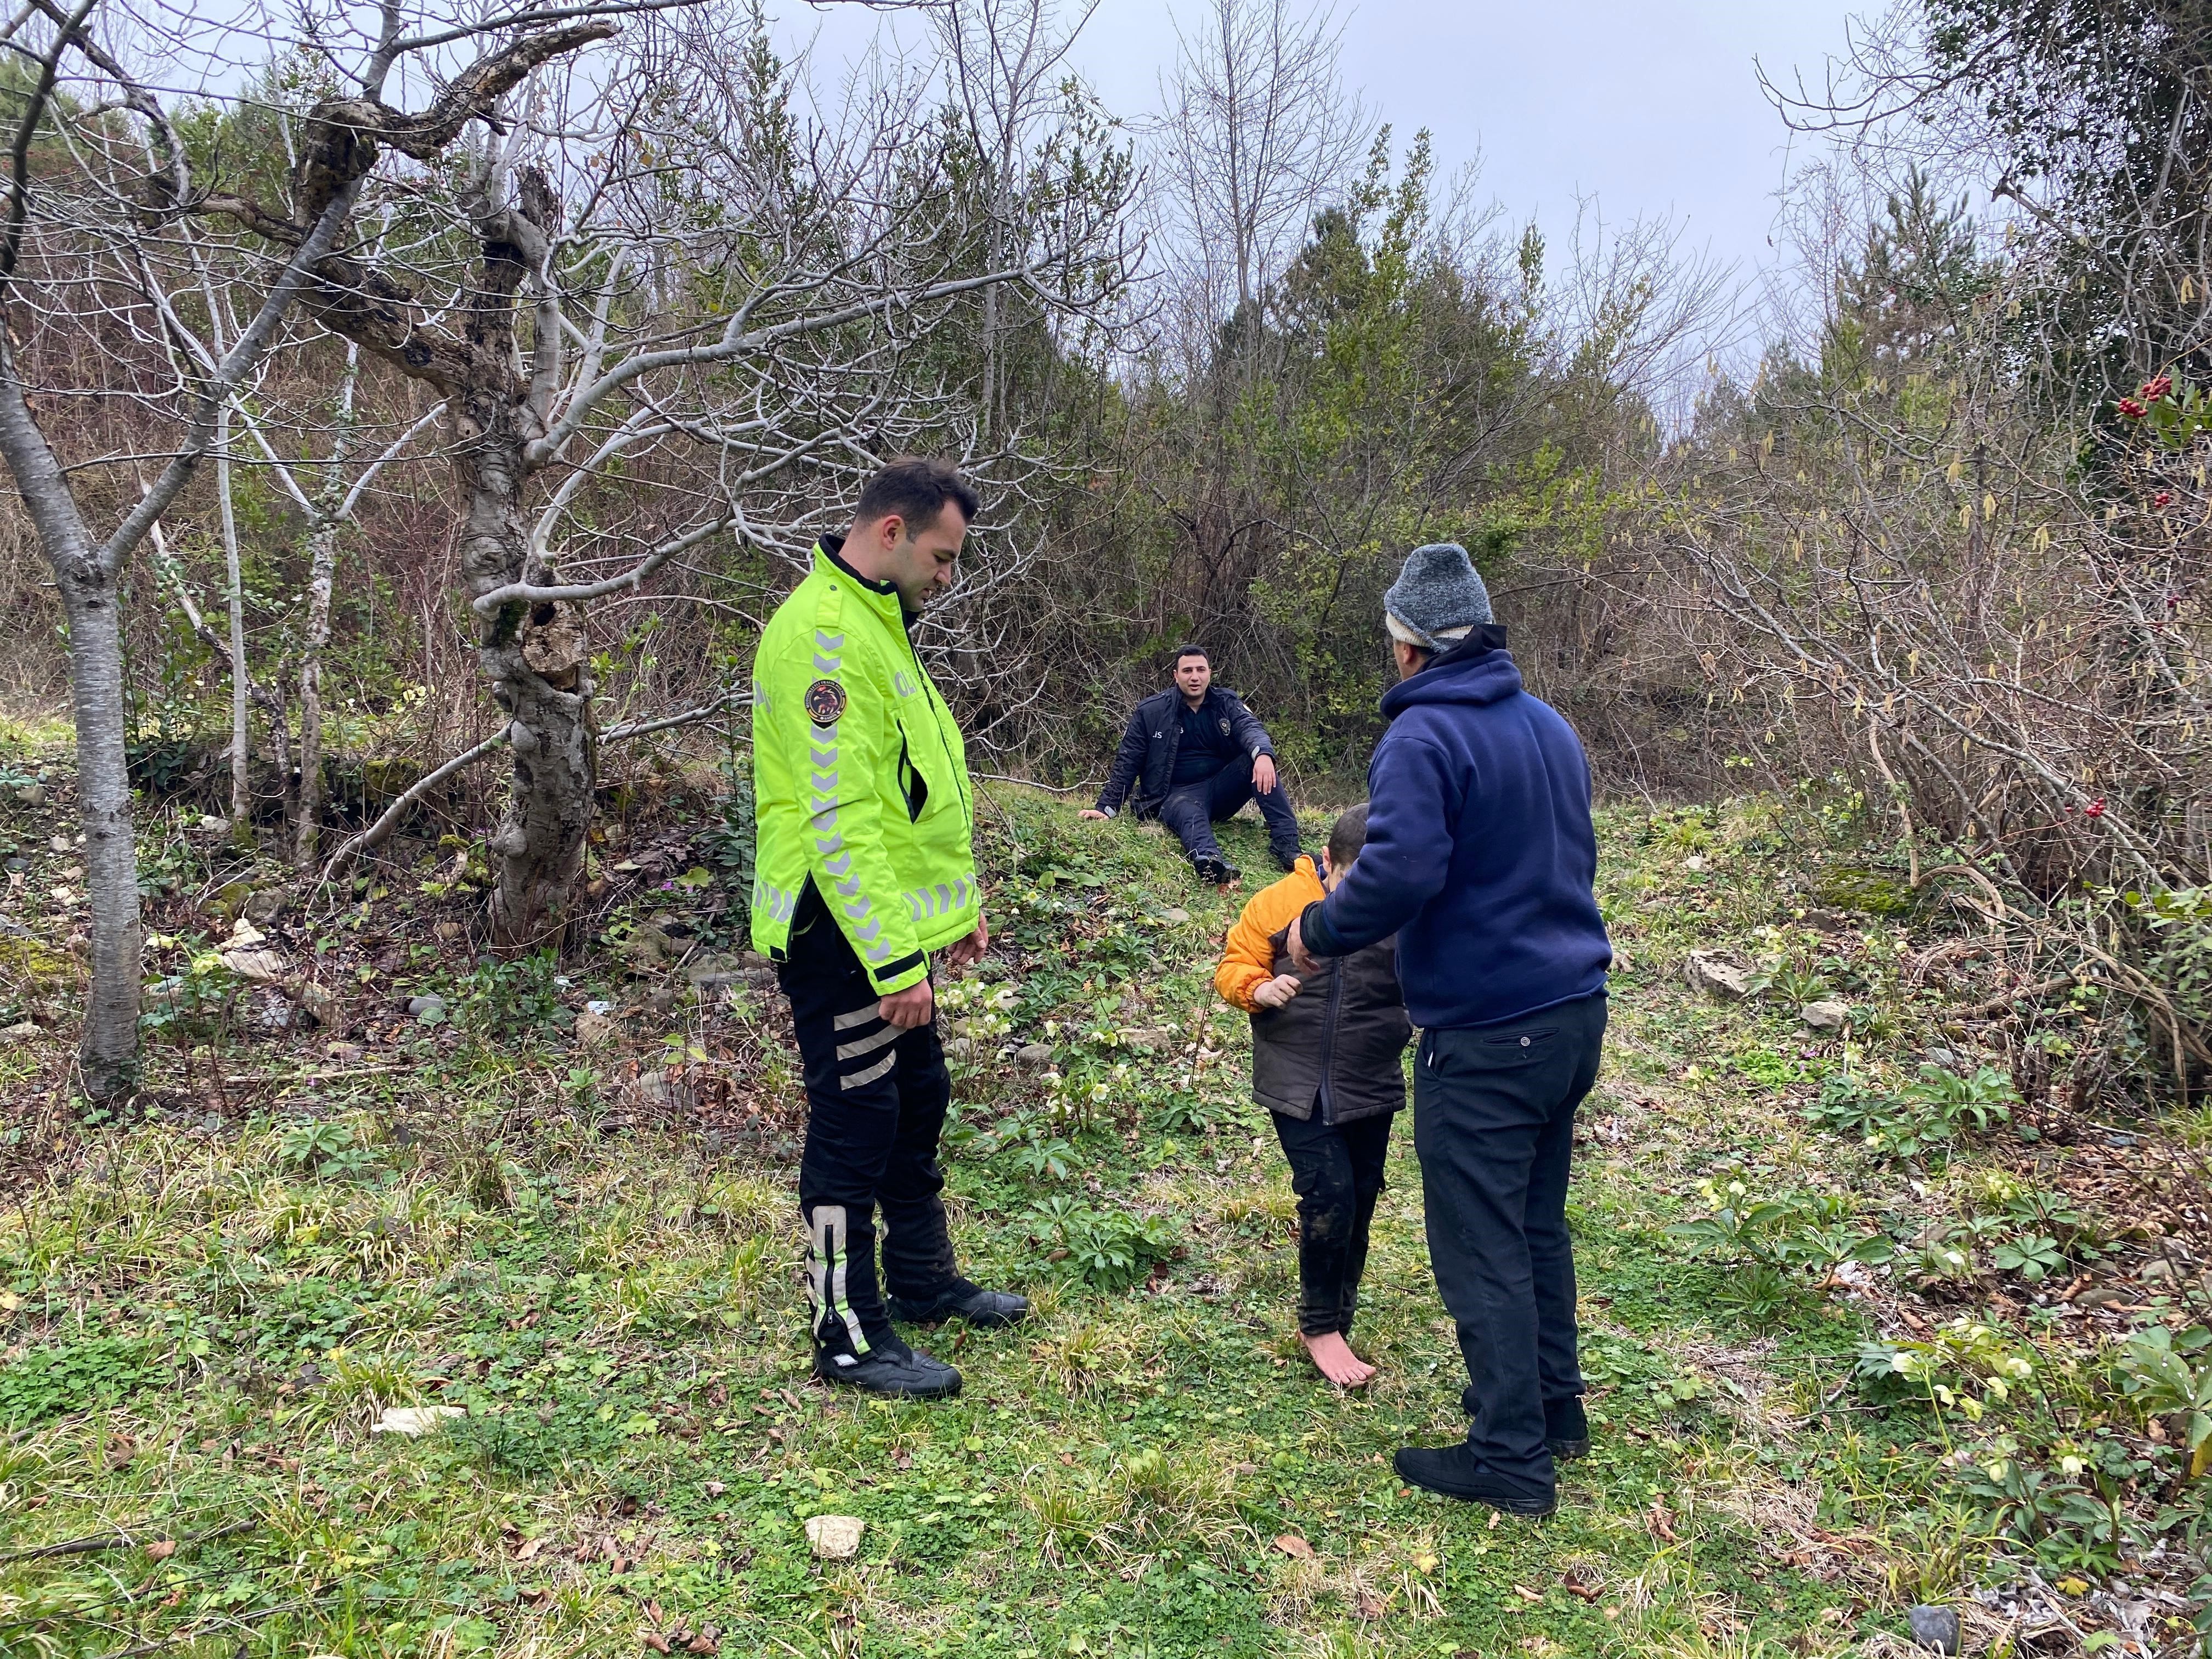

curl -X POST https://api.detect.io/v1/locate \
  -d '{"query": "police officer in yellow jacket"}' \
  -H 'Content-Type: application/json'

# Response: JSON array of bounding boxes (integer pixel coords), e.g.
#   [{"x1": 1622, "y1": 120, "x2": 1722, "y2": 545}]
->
[{"x1": 752, "y1": 458, "x2": 1025, "y2": 1398}]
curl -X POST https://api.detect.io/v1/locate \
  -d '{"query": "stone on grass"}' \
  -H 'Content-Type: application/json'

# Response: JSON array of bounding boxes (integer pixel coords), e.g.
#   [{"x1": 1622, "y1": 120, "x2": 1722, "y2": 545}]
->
[
  {"x1": 804, "y1": 1515, "x2": 864, "y2": 1560},
  {"x1": 1015, "y1": 1043, "x2": 1054, "y2": 1070},
  {"x1": 1683, "y1": 952, "x2": 1752, "y2": 1000},
  {"x1": 407, "y1": 994, "x2": 446, "y2": 1020},
  {"x1": 575, "y1": 1009, "x2": 616, "y2": 1046},
  {"x1": 1800, "y1": 1000, "x2": 1851, "y2": 1031},
  {"x1": 1906, "y1": 1604, "x2": 1960, "y2": 1655},
  {"x1": 1, "y1": 1022, "x2": 41, "y2": 1044},
  {"x1": 371, "y1": 1404, "x2": 465, "y2": 1436},
  {"x1": 1162, "y1": 907, "x2": 1190, "y2": 924}
]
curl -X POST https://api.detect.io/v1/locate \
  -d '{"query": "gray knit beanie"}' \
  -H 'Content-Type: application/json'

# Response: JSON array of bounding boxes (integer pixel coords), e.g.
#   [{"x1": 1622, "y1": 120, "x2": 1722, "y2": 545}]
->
[{"x1": 1384, "y1": 542, "x2": 1492, "y2": 650}]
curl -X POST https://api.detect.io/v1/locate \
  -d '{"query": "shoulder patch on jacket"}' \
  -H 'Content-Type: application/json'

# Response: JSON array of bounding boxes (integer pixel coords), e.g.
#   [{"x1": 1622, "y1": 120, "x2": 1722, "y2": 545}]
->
[{"x1": 804, "y1": 679, "x2": 847, "y2": 725}]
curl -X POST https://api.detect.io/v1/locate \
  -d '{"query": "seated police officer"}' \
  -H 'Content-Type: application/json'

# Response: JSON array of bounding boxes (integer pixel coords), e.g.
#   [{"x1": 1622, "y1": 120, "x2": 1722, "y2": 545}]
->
[{"x1": 1079, "y1": 645, "x2": 1302, "y2": 884}]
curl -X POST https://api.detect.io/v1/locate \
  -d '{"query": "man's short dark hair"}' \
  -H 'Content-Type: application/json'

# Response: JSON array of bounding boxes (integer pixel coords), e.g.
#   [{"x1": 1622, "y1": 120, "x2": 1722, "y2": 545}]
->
[
  {"x1": 1327, "y1": 803, "x2": 1370, "y2": 874},
  {"x1": 1171, "y1": 644, "x2": 1209, "y2": 668},
  {"x1": 855, "y1": 458, "x2": 980, "y2": 535}
]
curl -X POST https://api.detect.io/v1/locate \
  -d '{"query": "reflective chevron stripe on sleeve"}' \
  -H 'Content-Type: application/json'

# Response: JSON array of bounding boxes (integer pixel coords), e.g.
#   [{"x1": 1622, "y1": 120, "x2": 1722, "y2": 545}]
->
[
  {"x1": 901, "y1": 874, "x2": 974, "y2": 922},
  {"x1": 803, "y1": 629, "x2": 894, "y2": 969},
  {"x1": 752, "y1": 879, "x2": 798, "y2": 923}
]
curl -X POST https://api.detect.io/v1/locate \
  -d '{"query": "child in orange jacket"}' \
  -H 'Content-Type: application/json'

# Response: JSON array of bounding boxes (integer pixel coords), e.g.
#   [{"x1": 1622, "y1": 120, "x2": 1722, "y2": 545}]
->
[{"x1": 1216, "y1": 805, "x2": 1411, "y2": 1386}]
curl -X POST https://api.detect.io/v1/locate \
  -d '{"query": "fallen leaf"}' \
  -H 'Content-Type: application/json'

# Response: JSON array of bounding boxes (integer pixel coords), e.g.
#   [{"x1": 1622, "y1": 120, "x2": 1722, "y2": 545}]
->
[
  {"x1": 685, "y1": 1637, "x2": 718, "y2": 1655},
  {"x1": 1414, "y1": 1551, "x2": 1440, "y2": 1573},
  {"x1": 703, "y1": 1480, "x2": 726, "y2": 1497},
  {"x1": 642, "y1": 1637, "x2": 672, "y2": 1655},
  {"x1": 1513, "y1": 1583, "x2": 1543, "y2": 1603},
  {"x1": 1272, "y1": 1534, "x2": 1314, "y2": 1559},
  {"x1": 1354, "y1": 1590, "x2": 1385, "y2": 1619},
  {"x1": 1647, "y1": 1498, "x2": 1679, "y2": 1544},
  {"x1": 515, "y1": 1537, "x2": 543, "y2": 1562},
  {"x1": 145, "y1": 1539, "x2": 177, "y2": 1561},
  {"x1": 1561, "y1": 1572, "x2": 1602, "y2": 1603},
  {"x1": 105, "y1": 1437, "x2": 137, "y2": 1470},
  {"x1": 646, "y1": 1600, "x2": 665, "y2": 1624}
]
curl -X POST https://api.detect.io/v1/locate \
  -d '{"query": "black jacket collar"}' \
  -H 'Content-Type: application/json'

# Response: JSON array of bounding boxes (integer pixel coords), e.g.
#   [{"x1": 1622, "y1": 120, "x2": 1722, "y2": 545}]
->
[{"x1": 1427, "y1": 623, "x2": 1510, "y2": 670}]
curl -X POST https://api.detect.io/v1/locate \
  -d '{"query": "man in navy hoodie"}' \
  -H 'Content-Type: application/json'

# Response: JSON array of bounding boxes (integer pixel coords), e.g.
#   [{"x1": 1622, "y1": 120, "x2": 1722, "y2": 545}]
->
[{"x1": 1289, "y1": 541, "x2": 1611, "y2": 1516}]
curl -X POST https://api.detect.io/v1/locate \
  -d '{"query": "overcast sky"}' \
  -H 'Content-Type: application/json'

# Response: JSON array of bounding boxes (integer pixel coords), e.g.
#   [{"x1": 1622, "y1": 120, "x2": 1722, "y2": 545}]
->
[{"x1": 779, "y1": 0, "x2": 1870, "y2": 286}]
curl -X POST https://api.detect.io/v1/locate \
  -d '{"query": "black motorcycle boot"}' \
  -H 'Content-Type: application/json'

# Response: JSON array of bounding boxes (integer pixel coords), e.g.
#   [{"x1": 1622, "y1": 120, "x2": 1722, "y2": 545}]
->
[
  {"x1": 887, "y1": 1277, "x2": 1030, "y2": 1329},
  {"x1": 814, "y1": 1334, "x2": 962, "y2": 1400}
]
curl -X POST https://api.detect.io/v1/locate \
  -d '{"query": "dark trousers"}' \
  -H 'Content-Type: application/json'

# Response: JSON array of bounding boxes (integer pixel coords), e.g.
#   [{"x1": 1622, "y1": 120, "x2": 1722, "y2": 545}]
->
[
  {"x1": 780, "y1": 910, "x2": 959, "y2": 1359},
  {"x1": 1153, "y1": 753, "x2": 1302, "y2": 865},
  {"x1": 1272, "y1": 1107, "x2": 1393, "y2": 1337},
  {"x1": 1414, "y1": 990, "x2": 1606, "y2": 1493}
]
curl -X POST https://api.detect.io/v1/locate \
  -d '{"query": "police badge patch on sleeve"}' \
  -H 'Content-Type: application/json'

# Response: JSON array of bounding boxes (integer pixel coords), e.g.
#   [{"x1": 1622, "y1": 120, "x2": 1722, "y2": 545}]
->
[
  {"x1": 1218, "y1": 716, "x2": 1232, "y2": 735},
  {"x1": 805, "y1": 679, "x2": 847, "y2": 724}
]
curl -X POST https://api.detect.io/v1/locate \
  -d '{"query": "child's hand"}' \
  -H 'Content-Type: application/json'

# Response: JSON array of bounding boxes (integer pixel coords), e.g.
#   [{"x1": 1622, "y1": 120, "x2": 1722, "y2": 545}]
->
[{"x1": 1251, "y1": 973, "x2": 1304, "y2": 1009}]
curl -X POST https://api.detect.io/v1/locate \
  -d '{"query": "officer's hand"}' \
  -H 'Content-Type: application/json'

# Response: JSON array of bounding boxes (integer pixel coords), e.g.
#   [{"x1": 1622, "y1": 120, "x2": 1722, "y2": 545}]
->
[
  {"x1": 879, "y1": 980, "x2": 934, "y2": 1029},
  {"x1": 1286, "y1": 915, "x2": 1322, "y2": 976},
  {"x1": 1251, "y1": 755, "x2": 1278, "y2": 795},
  {"x1": 1077, "y1": 809, "x2": 1109, "y2": 821},
  {"x1": 941, "y1": 912, "x2": 989, "y2": 968},
  {"x1": 1250, "y1": 973, "x2": 1302, "y2": 1009}
]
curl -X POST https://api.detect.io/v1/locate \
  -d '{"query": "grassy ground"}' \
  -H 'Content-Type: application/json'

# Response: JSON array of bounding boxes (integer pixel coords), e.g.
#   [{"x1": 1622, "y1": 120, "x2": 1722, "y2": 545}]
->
[{"x1": 0, "y1": 760, "x2": 2205, "y2": 1657}]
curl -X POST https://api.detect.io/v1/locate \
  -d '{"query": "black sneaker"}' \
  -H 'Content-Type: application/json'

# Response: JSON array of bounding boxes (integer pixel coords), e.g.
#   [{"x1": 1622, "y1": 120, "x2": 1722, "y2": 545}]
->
[
  {"x1": 1271, "y1": 844, "x2": 1304, "y2": 872},
  {"x1": 814, "y1": 1337, "x2": 962, "y2": 1400},
  {"x1": 1546, "y1": 1396, "x2": 1589, "y2": 1461},
  {"x1": 1392, "y1": 1443, "x2": 1556, "y2": 1514},
  {"x1": 1455, "y1": 1385, "x2": 1589, "y2": 1462},
  {"x1": 887, "y1": 1278, "x2": 1029, "y2": 1330},
  {"x1": 1195, "y1": 855, "x2": 1240, "y2": 886}
]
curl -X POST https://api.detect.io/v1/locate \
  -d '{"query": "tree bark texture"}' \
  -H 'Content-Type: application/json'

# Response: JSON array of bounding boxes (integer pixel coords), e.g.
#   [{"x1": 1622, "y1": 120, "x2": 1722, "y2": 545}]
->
[
  {"x1": 292, "y1": 512, "x2": 341, "y2": 870},
  {"x1": 58, "y1": 569, "x2": 143, "y2": 1093}
]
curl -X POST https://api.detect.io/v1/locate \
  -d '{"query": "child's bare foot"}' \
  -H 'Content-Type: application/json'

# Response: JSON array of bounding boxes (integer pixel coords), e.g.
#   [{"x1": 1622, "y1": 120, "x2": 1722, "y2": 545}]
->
[{"x1": 1300, "y1": 1330, "x2": 1375, "y2": 1387}]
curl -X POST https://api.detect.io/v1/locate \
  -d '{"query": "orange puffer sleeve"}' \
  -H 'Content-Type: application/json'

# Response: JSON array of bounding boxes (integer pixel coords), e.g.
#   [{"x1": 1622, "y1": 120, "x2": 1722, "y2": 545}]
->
[{"x1": 1214, "y1": 857, "x2": 1323, "y2": 1012}]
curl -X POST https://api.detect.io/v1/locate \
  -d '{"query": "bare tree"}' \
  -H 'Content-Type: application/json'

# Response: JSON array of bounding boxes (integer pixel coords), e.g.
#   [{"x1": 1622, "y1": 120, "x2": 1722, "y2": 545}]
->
[
  {"x1": 932, "y1": 0, "x2": 1101, "y2": 438},
  {"x1": 0, "y1": 0, "x2": 610, "y2": 1094},
  {"x1": 1154, "y1": 0, "x2": 1370, "y2": 364},
  {"x1": 196, "y1": 5, "x2": 1139, "y2": 945}
]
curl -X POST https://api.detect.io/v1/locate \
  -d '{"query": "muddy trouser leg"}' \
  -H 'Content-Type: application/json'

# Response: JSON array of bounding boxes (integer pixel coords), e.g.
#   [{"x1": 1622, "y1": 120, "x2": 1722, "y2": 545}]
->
[
  {"x1": 1335, "y1": 1112, "x2": 1394, "y2": 1338},
  {"x1": 1417, "y1": 991, "x2": 1606, "y2": 1493},
  {"x1": 1153, "y1": 783, "x2": 1224, "y2": 865},
  {"x1": 1273, "y1": 1105, "x2": 1364, "y2": 1338},
  {"x1": 782, "y1": 919, "x2": 955, "y2": 1359}
]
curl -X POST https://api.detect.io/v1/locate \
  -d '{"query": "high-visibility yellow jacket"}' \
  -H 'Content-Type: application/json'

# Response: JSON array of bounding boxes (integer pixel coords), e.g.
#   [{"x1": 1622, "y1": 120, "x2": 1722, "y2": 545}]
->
[{"x1": 749, "y1": 538, "x2": 980, "y2": 992}]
